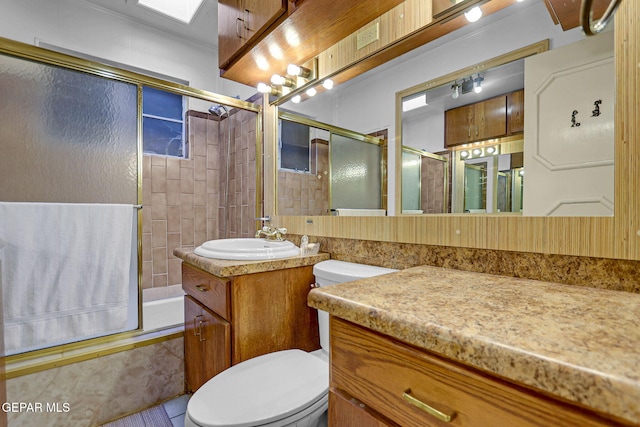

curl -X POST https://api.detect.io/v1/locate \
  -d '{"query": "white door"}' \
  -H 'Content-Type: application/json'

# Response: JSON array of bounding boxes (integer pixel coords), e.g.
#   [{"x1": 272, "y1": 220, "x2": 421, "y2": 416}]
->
[{"x1": 523, "y1": 31, "x2": 614, "y2": 216}]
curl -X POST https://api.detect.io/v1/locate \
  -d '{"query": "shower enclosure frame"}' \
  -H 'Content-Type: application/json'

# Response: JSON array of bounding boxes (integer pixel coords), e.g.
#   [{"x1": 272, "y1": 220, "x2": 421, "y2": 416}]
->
[{"x1": 0, "y1": 36, "x2": 262, "y2": 370}]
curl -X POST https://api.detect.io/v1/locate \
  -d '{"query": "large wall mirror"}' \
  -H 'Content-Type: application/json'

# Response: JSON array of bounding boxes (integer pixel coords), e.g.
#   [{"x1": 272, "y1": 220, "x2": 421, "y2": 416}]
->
[
  {"x1": 398, "y1": 29, "x2": 614, "y2": 217},
  {"x1": 267, "y1": 0, "x2": 638, "y2": 261},
  {"x1": 272, "y1": 1, "x2": 614, "y2": 217}
]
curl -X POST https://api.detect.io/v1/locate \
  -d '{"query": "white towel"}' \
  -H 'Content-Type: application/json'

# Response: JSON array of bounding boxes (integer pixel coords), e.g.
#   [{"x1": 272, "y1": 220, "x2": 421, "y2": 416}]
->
[
  {"x1": 334, "y1": 208, "x2": 387, "y2": 216},
  {"x1": 0, "y1": 202, "x2": 134, "y2": 354}
]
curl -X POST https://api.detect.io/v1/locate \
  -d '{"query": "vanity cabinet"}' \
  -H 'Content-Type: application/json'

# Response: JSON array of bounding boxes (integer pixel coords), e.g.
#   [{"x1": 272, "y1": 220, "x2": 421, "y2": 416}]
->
[
  {"x1": 184, "y1": 295, "x2": 231, "y2": 392},
  {"x1": 182, "y1": 262, "x2": 320, "y2": 392},
  {"x1": 329, "y1": 317, "x2": 624, "y2": 427},
  {"x1": 218, "y1": 0, "x2": 287, "y2": 68}
]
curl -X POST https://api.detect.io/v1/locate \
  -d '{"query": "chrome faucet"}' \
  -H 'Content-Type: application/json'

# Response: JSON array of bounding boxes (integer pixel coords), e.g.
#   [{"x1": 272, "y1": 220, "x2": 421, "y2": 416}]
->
[{"x1": 255, "y1": 216, "x2": 288, "y2": 241}]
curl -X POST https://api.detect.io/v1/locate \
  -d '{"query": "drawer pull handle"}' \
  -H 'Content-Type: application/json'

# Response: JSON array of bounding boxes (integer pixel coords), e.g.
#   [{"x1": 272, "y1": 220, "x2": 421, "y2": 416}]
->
[
  {"x1": 192, "y1": 315, "x2": 203, "y2": 336},
  {"x1": 402, "y1": 389, "x2": 455, "y2": 423},
  {"x1": 196, "y1": 284, "x2": 208, "y2": 292}
]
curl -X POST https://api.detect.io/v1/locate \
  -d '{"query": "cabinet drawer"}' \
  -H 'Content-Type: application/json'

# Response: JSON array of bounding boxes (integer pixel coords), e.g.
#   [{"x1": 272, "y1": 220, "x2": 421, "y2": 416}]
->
[
  {"x1": 182, "y1": 264, "x2": 231, "y2": 321},
  {"x1": 330, "y1": 317, "x2": 617, "y2": 427}
]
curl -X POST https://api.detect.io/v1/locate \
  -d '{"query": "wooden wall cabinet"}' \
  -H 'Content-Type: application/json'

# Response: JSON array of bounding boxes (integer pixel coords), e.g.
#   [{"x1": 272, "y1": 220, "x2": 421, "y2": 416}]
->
[
  {"x1": 445, "y1": 90, "x2": 524, "y2": 148},
  {"x1": 218, "y1": 0, "x2": 405, "y2": 86},
  {"x1": 543, "y1": 0, "x2": 610, "y2": 31},
  {"x1": 445, "y1": 95, "x2": 507, "y2": 147},
  {"x1": 507, "y1": 89, "x2": 524, "y2": 134},
  {"x1": 182, "y1": 263, "x2": 320, "y2": 392},
  {"x1": 218, "y1": 0, "x2": 287, "y2": 68},
  {"x1": 329, "y1": 317, "x2": 623, "y2": 427}
]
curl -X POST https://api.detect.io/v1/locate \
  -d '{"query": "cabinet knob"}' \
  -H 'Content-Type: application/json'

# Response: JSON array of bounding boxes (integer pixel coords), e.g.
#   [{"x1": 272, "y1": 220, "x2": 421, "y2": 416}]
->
[{"x1": 402, "y1": 388, "x2": 456, "y2": 423}]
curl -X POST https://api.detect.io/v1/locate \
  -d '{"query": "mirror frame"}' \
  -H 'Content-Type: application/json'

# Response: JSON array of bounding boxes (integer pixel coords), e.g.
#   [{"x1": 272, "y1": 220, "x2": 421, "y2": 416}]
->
[
  {"x1": 395, "y1": 40, "x2": 548, "y2": 215},
  {"x1": 267, "y1": 1, "x2": 638, "y2": 261}
]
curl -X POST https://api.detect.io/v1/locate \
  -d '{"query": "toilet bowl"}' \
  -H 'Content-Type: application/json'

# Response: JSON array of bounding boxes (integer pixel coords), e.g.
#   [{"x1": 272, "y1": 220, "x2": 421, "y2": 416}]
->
[{"x1": 184, "y1": 260, "x2": 397, "y2": 427}]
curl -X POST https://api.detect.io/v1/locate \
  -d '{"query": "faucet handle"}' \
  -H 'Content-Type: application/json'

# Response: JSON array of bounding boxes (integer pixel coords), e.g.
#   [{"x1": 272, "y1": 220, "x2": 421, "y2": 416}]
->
[{"x1": 255, "y1": 216, "x2": 271, "y2": 224}]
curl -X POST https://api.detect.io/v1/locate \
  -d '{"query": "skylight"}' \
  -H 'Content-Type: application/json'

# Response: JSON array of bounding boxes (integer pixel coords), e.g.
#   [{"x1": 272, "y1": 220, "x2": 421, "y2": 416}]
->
[{"x1": 138, "y1": 0, "x2": 204, "y2": 24}]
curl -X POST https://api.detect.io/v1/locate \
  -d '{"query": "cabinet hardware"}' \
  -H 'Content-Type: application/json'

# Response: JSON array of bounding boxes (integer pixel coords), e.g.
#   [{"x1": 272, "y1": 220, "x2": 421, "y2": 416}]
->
[
  {"x1": 198, "y1": 319, "x2": 206, "y2": 342},
  {"x1": 402, "y1": 388, "x2": 456, "y2": 423},
  {"x1": 244, "y1": 9, "x2": 250, "y2": 31},
  {"x1": 193, "y1": 315, "x2": 204, "y2": 336},
  {"x1": 236, "y1": 17, "x2": 245, "y2": 38},
  {"x1": 196, "y1": 284, "x2": 209, "y2": 292}
]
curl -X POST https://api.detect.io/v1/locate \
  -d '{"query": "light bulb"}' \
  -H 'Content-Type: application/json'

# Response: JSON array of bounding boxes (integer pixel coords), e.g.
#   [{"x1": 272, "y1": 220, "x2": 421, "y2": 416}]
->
[
  {"x1": 257, "y1": 82, "x2": 272, "y2": 93},
  {"x1": 452, "y1": 83, "x2": 460, "y2": 99},
  {"x1": 464, "y1": 6, "x2": 482, "y2": 23},
  {"x1": 291, "y1": 95, "x2": 301, "y2": 103},
  {"x1": 306, "y1": 87, "x2": 317, "y2": 97},
  {"x1": 287, "y1": 64, "x2": 301, "y2": 76},
  {"x1": 473, "y1": 76, "x2": 484, "y2": 94},
  {"x1": 322, "y1": 79, "x2": 334, "y2": 90},
  {"x1": 460, "y1": 151, "x2": 470, "y2": 159}
]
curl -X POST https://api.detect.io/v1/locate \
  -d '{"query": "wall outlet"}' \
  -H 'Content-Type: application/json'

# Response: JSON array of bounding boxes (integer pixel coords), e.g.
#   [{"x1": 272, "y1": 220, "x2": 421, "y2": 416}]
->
[{"x1": 356, "y1": 22, "x2": 379, "y2": 50}]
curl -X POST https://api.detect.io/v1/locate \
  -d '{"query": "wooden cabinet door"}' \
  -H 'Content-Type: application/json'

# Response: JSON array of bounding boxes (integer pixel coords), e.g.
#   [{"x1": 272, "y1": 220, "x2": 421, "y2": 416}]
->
[
  {"x1": 475, "y1": 95, "x2": 507, "y2": 141},
  {"x1": 243, "y1": 0, "x2": 287, "y2": 42},
  {"x1": 508, "y1": 90, "x2": 525, "y2": 134},
  {"x1": 184, "y1": 295, "x2": 205, "y2": 392},
  {"x1": 218, "y1": 0, "x2": 245, "y2": 68},
  {"x1": 184, "y1": 295, "x2": 231, "y2": 392},
  {"x1": 218, "y1": 0, "x2": 286, "y2": 68},
  {"x1": 200, "y1": 304, "x2": 232, "y2": 382},
  {"x1": 444, "y1": 104, "x2": 474, "y2": 147}
]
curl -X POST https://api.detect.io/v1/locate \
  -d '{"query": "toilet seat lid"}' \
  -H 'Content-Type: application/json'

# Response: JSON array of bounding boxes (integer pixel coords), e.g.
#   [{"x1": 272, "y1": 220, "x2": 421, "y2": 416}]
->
[{"x1": 187, "y1": 349, "x2": 328, "y2": 427}]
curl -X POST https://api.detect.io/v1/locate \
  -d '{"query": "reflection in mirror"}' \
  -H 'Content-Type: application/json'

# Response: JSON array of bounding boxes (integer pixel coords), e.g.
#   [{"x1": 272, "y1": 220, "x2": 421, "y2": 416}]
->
[
  {"x1": 401, "y1": 147, "x2": 449, "y2": 214},
  {"x1": 276, "y1": 111, "x2": 385, "y2": 216},
  {"x1": 399, "y1": 10, "x2": 614, "y2": 216}
]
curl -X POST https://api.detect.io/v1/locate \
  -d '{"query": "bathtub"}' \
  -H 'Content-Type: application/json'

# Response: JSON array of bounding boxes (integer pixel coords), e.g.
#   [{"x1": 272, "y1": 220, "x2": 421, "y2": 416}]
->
[{"x1": 143, "y1": 295, "x2": 185, "y2": 331}]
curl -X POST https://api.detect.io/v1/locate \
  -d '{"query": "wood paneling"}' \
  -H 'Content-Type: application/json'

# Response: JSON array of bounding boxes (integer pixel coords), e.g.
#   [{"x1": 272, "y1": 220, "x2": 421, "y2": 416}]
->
[{"x1": 270, "y1": 3, "x2": 640, "y2": 262}]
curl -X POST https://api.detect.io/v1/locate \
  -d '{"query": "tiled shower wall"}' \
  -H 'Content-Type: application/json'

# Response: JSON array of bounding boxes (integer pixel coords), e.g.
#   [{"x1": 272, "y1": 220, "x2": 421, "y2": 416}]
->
[
  {"x1": 420, "y1": 153, "x2": 449, "y2": 214},
  {"x1": 278, "y1": 139, "x2": 329, "y2": 216},
  {"x1": 142, "y1": 108, "x2": 259, "y2": 293}
]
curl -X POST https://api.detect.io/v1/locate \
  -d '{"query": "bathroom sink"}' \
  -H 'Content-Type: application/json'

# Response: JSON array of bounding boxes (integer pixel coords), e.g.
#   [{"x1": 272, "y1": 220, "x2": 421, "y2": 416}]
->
[{"x1": 194, "y1": 238, "x2": 300, "y2": 260}]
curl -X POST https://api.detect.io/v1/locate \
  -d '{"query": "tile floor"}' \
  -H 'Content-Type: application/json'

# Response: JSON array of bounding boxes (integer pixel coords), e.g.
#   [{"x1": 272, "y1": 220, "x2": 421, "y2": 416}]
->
[{"x1": 163, "y1": 394, "x2": 191, "y2": 427}]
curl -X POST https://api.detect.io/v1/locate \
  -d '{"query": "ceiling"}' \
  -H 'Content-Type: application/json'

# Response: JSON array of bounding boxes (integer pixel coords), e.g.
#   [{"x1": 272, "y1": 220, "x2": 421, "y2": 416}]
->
[{"x1": 80, "y1": 0, "x2": 219, "y2": 47}]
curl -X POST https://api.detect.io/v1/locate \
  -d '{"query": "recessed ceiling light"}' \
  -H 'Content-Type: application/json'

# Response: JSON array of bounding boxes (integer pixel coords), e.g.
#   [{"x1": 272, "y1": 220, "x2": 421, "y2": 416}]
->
[{"x1": 138, "y1": 0, "x2": 204, "y2": 24}]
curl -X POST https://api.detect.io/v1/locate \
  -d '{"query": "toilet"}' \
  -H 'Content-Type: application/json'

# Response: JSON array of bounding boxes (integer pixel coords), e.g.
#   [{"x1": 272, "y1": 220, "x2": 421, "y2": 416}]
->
[{"x1": 184, "y1": 260, "x2": 397, "y2": 427}]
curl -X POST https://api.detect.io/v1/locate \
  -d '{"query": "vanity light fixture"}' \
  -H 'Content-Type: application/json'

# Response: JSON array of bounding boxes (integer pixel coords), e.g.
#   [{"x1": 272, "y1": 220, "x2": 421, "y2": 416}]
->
[
  {"x1": 473, "y1": 75, "x2": 484, "y2": 94},
  {"x1": 287, "y1": 64, "x2": 312, "y2": 78},
  {"x1": 464, "y1": 6, "x2": 483, "y2": 23},
  {"x1": 461, "y1": 78, "x2": 474, "y2": 94},
  {"x1": 271, "y1": 74, "x2": 294, "y2": 87},
  {"x1": 257, "y1": 82, "x2": 280, "y2": 95},
  {"x1": 451, "y1": 82, "x2": 460, "y2": 99}
]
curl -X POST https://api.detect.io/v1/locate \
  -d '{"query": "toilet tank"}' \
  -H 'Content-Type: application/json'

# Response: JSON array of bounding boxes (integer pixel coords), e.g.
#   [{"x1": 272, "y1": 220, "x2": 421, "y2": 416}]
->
[{"x1": 312, "y1": 260, "x2": 397, "y2": 351}]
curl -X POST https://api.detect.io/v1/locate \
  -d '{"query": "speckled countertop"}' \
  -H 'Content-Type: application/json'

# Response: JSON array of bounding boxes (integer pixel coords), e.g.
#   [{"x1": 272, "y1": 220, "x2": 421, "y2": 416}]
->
[
  {"x1": 173, "y1": 248, "x2": 329, "y2": 277},
  {"x1": 308, "y1": 265, "x2": 640, "y2": 424}
]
